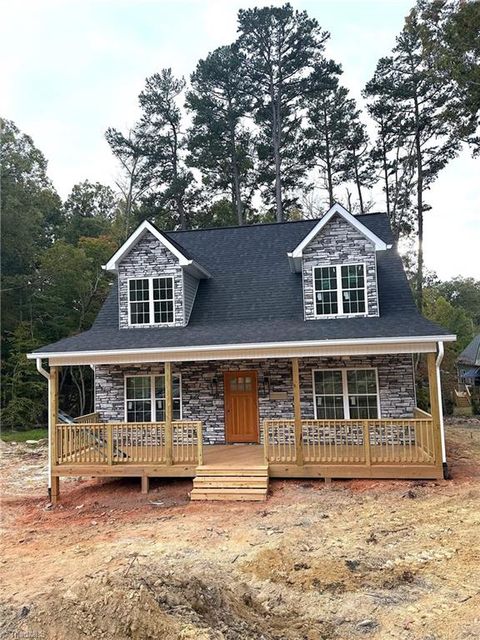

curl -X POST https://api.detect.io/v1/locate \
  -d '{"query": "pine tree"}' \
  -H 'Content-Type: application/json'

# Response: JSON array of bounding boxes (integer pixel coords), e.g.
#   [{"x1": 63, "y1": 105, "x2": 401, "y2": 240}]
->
[
  {"x1": 186, "y1": 45, "x2": 255, "y2": 226},
  {"x1": 237, "y1": 3, "x2": 329, "y2": 221},
  {"x1": 105, "y1": 121, "x2": 152, "y2": 239},
  {"x1": 366, "y1": 83, "x2": 416, "y2": 239},
  {"x1": 342, "y1": 119, "x2": 374, "y2": 214},
  {"x1": 307, "y1": 62, "x2": 371, "y2": 210},
  {"x1": 417, "y1": 0, "x2": 480, "y2": 156},
  {"x1": 139, "y1": 69, "x2": 193, "y2": 230},
  {"x1": 364, "y1": 6, "x2": 460, "y2": 310}
]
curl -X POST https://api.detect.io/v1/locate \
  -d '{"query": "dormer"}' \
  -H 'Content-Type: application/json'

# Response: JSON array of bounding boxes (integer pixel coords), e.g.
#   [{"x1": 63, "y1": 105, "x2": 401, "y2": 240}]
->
[
  {"x1": 287, "y1": 204, "x2": 390, "y2": 320},
  {"x1": 103, "y1": 221, "x2": 211, "y2": 329}
]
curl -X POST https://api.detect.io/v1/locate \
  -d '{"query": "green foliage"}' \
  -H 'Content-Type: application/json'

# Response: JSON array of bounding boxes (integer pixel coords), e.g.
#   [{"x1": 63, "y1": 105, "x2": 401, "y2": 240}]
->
[
  {"x1": 364, "y1": 0, "x2": 463, "y2": 310},
  {"x1": 436, "y1": 277, "x2": 480, "y2": 330},
  {"x1": 237, "y1": 3, "x2": 330, "y2": 221},
  {"x1": 138, "y1": 69, "x2": 195, "y2": 230},
  {"x1": 423, "y1": 289, "x2": 474, "y2": 351},
  {"x1": 35, "y1": 236, "x2": 115, "y2": 337},
  {"x1": 472, "y1": 395, "x2": 480, "y2": 416},
  {"x1": 1, "y1": 119, "x2": 117, "y2": 430},
  {"x1": 62, "y1": 180, "x2": 119, "y2": 244},
  {"x1": 1, "y1": 428, "x2": 48, "y2": 442},
  {"x1": 3, "y1": 2, "x2": 478, "y2": 429},
  {"x1": 105, "y1": 121, "x2": 152, "y2": 239},
  {"x1": 307, "y1": 65, "x2": 373, "y2": 211},
  {"x1": 421, "y1": 279, "x2": 478, "y2": 414},
  {"x1": 417, "y1": 0, "x2": 480, "y2": 155},
  {"x1": 186, "y1": 45, "x2": 256, "y2": 225},
  {"x1": 1, "y1": 323, "x2": 46, "y2": 430},
  {"x1": 1, "y1": 118, "x2": 63, "y2": 334}
]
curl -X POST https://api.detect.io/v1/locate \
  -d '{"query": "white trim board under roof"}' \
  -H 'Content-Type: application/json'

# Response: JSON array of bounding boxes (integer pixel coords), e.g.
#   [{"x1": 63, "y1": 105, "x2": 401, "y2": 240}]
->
[
  {"x1": 103, "y1": 220, "x2": 211, "y2": 279},
  {"x1": 28, "y1": 335, "x2": 455, "y2": 366},
  {"x1": 287, "y1": 203, "x2": 391, "y2": 273}
]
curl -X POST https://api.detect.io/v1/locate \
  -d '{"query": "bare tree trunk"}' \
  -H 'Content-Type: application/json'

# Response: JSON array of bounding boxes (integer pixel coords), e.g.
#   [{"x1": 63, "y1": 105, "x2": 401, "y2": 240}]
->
[
  {"x1": 271, "y1": 92, "x2": 283, "y2": 222},
  {"x1": 352, "y1": 149, "x2": 364, "y2": 213},
  {"x1": 380, "y1": 116, "x2": 391, "y2": 218},
  {"x1": 413, "y1": 91, "x2": 424, "y2": 312},
  {"x1": 267, "y1": 54, "x2": 283, "y2": 223},
  {"x1": 171, "y1": 122, "x2": 186, "y2": 230},
  {"x1": 228, "y1": 110, "x2": 244, "y2": 226},
  {"x1": 323, "y1": 107, "x2": 334, "y2": 207}
]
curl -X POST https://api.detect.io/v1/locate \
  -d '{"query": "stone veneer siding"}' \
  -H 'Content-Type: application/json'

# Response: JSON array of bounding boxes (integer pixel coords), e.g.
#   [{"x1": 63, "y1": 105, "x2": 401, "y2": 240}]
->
[
  {"x1": 94, "y1": 355, "x2": 415, "y2": 445},
  {"x1": 118, "y1": 233, "x2": 185, "y2": 328},
  {"x1": 302, "y1": 214, "x2": 379, "y2": 319}
]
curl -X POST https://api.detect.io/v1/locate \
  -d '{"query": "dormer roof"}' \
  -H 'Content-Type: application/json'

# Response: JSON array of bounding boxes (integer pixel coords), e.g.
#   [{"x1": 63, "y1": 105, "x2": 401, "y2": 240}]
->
[
  {"x1": 103, "y1": 220, "x2": 211, "y2": 279},
  {"x1": 287, "y1": 203, "x2": 391, "y2": 272}
]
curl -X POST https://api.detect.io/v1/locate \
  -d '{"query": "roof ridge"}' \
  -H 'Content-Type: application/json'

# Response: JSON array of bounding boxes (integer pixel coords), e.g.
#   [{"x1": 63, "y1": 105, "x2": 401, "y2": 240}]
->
[{"x1": 164, "y1": 212, "x2": 388, "y2": 236}]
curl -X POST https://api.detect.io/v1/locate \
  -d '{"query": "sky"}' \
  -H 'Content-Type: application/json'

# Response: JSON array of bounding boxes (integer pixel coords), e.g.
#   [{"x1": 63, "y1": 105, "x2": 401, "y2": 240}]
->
[{"x1": 1, "y1": 0, "x2": 478, "y2": 280}]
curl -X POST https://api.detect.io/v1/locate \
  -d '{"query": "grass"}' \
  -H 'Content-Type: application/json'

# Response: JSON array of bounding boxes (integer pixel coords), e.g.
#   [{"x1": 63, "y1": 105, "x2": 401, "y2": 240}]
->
[{"x1": 1, "y1": 428, "x2": 48, "y2": 443}]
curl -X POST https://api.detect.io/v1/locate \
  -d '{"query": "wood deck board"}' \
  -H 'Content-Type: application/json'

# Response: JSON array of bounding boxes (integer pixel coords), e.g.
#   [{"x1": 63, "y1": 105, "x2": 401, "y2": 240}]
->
[
  {"x1": 203, "y1": 444, "x2": 265, "y2": 467},
  {"x1": 52, "y1": 443, "x2": 440, "y2": 481}
]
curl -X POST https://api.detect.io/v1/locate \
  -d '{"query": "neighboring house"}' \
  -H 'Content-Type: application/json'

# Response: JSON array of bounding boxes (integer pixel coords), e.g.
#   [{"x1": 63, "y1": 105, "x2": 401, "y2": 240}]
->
[
  {"x1": 457, "y1": 335, "x2": 480, "y2": 388},
  {"x1": 28, "y1": 204, "x2": 455, "y2": 502},
  {"x1": 454, "y1": 335, "x2": 480, "y2": 411}
]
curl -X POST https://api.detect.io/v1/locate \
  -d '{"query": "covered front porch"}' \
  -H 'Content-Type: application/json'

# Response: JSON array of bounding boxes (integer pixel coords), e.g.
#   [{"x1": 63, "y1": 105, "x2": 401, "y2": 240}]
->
[{"x1": 44, "y1": 343, "x2": 446, "y2": 502}]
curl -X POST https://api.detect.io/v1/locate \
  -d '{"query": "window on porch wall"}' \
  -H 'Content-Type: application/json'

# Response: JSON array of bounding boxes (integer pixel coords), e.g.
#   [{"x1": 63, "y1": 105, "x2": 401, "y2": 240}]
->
[
  {"x1": 313, "y1": 369, "x2": 379, "y2": 420},
  {"x1": 125, "y1": 374, "x2": 182, "y2": 422}
]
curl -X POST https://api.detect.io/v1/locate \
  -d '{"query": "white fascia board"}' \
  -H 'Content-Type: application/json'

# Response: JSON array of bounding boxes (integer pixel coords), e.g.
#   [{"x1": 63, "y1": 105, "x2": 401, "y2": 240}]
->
[
  {"x1": 290, "y1": 203, "x2": 389, "y2": 263},
  {"x1": 103, "y1": 220, "x2": 211, "y2": 278},
  {"x1": 183, "y1": 260, "x2": 212, "y2": 279},
  {"x1": 27, "y1": 334, "x2": 456, "y2": 362}
]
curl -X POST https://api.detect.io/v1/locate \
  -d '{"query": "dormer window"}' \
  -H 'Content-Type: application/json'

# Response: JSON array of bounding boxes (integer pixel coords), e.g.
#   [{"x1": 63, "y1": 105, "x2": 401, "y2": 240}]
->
[
  {"x1": 128, "y1": 276, "x2": 174, "y2": 326},
  {"x1": 313, "y1": 263, "x2": 366, "y2": 317}
]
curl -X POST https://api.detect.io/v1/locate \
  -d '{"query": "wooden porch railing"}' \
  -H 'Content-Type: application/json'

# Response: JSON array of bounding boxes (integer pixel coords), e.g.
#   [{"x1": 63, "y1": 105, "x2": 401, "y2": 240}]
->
[
  {"x1": 54, "y1": 420, "x2": 203, "y2": 466},
  {"x1": 263, "y1": 417, "x2": 438, "y2": 466},
  {"x1": 73, "y1": 412, "x2": 100, "y2": 424}
]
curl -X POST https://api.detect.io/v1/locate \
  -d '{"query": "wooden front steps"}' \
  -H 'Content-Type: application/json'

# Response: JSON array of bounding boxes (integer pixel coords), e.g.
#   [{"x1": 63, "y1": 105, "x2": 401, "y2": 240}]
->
[{"x1": 190, "y1": 465, "x2": 269, "y2": 501}]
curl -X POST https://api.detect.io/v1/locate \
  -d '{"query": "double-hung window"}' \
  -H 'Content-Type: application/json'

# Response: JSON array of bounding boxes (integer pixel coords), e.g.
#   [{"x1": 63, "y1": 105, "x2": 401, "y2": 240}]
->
[
  {"x1": 313, "y1": 369, "x2": 379, "y2": 419},
  {"x1": 125, "y1": 374, "x2": 182, "y2": 422},
  {"x1": 313, "y1": 264, "x2": 366, "y2": 316},
  {"x1": 128, "y1": 276, "x2": 174, "y2": 325}
]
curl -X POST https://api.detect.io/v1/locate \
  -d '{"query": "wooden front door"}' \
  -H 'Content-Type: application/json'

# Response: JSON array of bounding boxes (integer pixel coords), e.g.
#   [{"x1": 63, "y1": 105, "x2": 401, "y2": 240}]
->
[{"x1": 224, "y1": 371, "x2": 259, "y2": 443}]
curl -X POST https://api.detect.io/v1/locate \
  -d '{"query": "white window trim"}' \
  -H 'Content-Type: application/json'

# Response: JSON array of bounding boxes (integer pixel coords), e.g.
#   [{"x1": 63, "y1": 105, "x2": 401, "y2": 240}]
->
[
  {"x1": 127, "y1": 276, "x2": 176, "y2": 327},
  {"x1": 124, "y1": 373, "x2": 183, "y2": 422},
  {"x1": 312, "y1": 367, "x2": 381, "y2": 420},
  {"x1": 312, "y1": 262, "x2": 368, "y2": 318}
]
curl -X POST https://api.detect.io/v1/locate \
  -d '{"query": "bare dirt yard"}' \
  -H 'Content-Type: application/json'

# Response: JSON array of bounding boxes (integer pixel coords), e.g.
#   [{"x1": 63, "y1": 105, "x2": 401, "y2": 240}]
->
[{"x1": 1, "y1": 420, "x2": 479, "y2": 640}]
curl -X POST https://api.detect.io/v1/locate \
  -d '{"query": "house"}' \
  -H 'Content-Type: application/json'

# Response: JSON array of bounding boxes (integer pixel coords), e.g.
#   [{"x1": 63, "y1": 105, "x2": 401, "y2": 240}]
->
[
  {"x1": 457, "y1": 335, "x2": 480, "y2": 387},
  {"x1": 454, "y1": 334, "x2": 480, "y2": 410},
  {"x1": 28, "y1": 203, "x2": 455, "y2": 502}
]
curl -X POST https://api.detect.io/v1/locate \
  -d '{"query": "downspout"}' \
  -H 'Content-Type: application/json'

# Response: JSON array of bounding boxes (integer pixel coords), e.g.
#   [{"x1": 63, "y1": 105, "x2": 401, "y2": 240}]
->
[
  {"x1": 435, "y1": 342, "x2": 449, "y2": 478},
  {"x1": 36, "y1": 358, "x2": 52, "y2": 500}
]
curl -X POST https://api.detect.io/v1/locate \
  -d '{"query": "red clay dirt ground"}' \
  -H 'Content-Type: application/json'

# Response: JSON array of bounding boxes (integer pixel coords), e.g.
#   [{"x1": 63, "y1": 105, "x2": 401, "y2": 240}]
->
[{"x1": 1, "y1": 419, "x2": 479, "y2": 640}]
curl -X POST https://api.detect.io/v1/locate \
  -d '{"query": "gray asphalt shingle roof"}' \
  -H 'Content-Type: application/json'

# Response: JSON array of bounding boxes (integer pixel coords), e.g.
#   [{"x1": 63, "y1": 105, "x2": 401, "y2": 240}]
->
[
  {"x1": 33, "y1": 214, "x2": 451, "y2": 355},
  {"x1": 457, "y1": 335, "x2": 480, "y2": 366}
]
